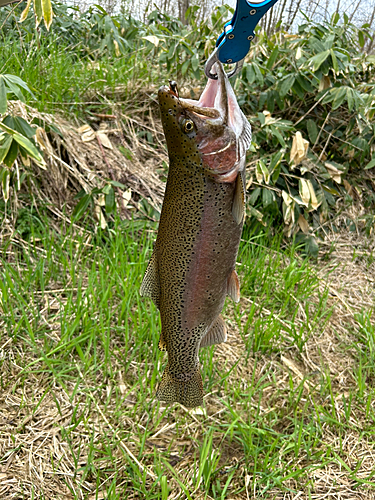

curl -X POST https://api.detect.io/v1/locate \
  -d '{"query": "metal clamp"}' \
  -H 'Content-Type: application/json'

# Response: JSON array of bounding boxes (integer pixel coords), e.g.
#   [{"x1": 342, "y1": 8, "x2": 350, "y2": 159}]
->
[
  {"x1": 205, "y1": 48, "x2": 244, "y2": 80},
  {"x1": 205, "y1": 0, "x2": 280, "y2": 79}
]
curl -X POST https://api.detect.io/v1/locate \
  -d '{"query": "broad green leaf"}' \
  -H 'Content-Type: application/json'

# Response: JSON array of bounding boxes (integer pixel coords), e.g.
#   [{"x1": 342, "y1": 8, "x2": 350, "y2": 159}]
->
[
  {"x1": 271, "y1": 127, "x2": 286, "y2": 147},
  {"x1": 191, "y1": 55, "x2": 199, "y2": 72},
  {"x1": 365, "y1": 157, "x2": 375, "y2": 170},
  {"x1": 2, "y1": 168, "x2": 10, "y2": 202},
  {"x1": 246, "y1": 64, "x2": 255, "y2": 85},
  {"x1": 181, "y1": 59, "x2": 190, "y2": 75},
  {"x1": 269, "y1": 151, "x2": 283, "y2": 173},
  {"x1": 249, "y1": 187, "x2": 261, "y2": 205},
  {"x1": 3, "y1": 139, "x2": 18, "y2": 168},
  {"x1": 358, "y1": 30, "x2": 365, "y2": 48},
  {"x1": 105, "y1": 187, "x2": 115, "y2": 213},
  {"x1": 266, "y1": 47, "x2": 279, "y2": 70},
  {"x1": 262, "y1": 188, "x2": 274, "y2": 207},
  {"x1": 279, "y1": 75, "x2": 295, "y2": 97},
  {"x1": 309, "y1": 50, "x2": 330, "y2": 71},
  {"x1": 306, "y1": 235, "x2": 319, "y2": 257},
  {"x1": 330, "y1": 49, "x2": 339, "y2": 74},
  {"x1": 42, "y1": 0, "x2": 54, "y2": 29},
  {"x1": 260, "y1": 160, "x2": 270, "y2": 184},
  {"x1": 253, "y1": 63, "x2": 264, "y2": 86},
  {"x1": 296, "y1": 74, "x2": 313, "y2": 93},
  {"x1": 72, "y1": 193, "x2": 91, "y2": 220},
  {"x1": 272, "y1": 163, "x2": 281, "y2": 183},
  {"x1": 33, "y1": 0, "x2": 43, "y2": 26},
  {"x1": 109, "y1": 180, "x2": 126, "y2": 189},
  {"x1": 346, "y1": 88, "x2": 354, "y2": 112},
  {"x1": 3, "y1": 78, "x2": 24, "y2": 102},
  {"x1": 4, "y1": 75, "x2": 36, "y2": 99},
  {"x1": 0, "y1": 135, "x2": 12, "y2": 163},
  {"x1": 0, "y1": 77, "x2": 6, "y2": 115},
  {"x1": 12, "y1": 133, "x2": 42, "y2": 162},
  {"x1": 332, "y1": 87, "x2": 347, "y2": 110},
  {"x1": 331, "y1": 12, "x2": 340, "y2": 25},
  {"x1": 3, "y1": 115, "x2": 35, "y2": 138},
  {"x1": 306, "y1": 119, "x2": 318, "y2": 144}
]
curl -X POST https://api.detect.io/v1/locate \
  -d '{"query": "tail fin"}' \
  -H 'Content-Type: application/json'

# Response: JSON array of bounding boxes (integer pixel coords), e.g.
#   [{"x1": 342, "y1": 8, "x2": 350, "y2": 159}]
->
[{"x1": 156, "y1": 364, "x2": 203, "y2": 408}]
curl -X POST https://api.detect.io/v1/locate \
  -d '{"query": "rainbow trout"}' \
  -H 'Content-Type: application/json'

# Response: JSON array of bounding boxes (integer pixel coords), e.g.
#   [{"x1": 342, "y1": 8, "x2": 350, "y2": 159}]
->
[{"x1": 140, "y1": 63, "x2": 251, "y2": 407}]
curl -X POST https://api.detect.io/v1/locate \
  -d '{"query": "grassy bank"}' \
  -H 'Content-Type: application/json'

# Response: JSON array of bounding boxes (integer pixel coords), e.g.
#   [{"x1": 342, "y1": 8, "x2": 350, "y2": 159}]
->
[{"x1": 0, "y1": 214, "x2": 374, "y2": 498}]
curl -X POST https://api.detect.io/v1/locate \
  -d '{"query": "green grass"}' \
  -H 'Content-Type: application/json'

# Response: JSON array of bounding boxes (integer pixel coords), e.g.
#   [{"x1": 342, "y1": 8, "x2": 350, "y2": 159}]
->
[
  {"x1": 0, "y1": 35, "x2": 161, "y2": 119},
  {"x1": 1, "y1": 210, "x2": 374, "y2": 499}
]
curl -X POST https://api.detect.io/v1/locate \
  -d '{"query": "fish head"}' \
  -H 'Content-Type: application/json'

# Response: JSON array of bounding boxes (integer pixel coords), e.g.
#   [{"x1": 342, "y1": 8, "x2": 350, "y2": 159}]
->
[{"x1": 158, "y1": 63, "x2": 251, "y2": 182}]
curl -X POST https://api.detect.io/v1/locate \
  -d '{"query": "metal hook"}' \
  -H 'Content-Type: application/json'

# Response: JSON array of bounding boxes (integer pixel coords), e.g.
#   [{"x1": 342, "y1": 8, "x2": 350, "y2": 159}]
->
[{"x1": 204, "y1": 48, "x2": 244, "y2": 80}]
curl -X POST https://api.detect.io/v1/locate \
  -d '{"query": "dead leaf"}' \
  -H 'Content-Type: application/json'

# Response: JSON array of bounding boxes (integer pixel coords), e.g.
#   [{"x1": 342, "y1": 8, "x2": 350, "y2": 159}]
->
[
  {"x1": 122, "y1": 188, "x2": 132, "y2": 207},
  {"x1": 319, "y1": 75, "x2": 331, "y2": 91},
  {"x1": 290, "y1": 131, "x2": 309, "y2": 168},
  {"x1": 298, "y1": 213, "x2": 309, "y2": 233},
  {"x1": 281, "y1": 355, "x2": 311, "y2": 391},
  {"x1": 97, "y1": 194, "x2": 106, "y2": 207},
  {"x1": 246, "y1": 175, "x2": 253, "y2": 190},
  {"x1": 343, "y1": 179, "x2": 353, "y2": 196},
  {"x1": 79, "y1": 124, "x2": 96, "y2": 142},
  {"x1": 263, "y1": 110, "x2": 272, "y2": 124},
  {"x1": 113, "y1": 39, "x2": 120, "y2": 57},
  {"x1": 256, "y1": 162, "x2": 263, "y2": 183},
  {"x1": 299, "y1": 178, "x2": 311, "y2": 206},
  {"x1": 96, "y1": 132, "x2": 113, "y2": 150},
  {"x1": 295, "y1": 47, "x2": 303, "y2": 60},
  {"x1": 77, "y1": 124, "x2": 92, "y2": 134},
  {"x1": 325, "y1": 162, "x2": 342, "y2": 183},
  {"x1": 142, "y1": 35, "x2": 162, "y2": 47},
  {"x1": 94, "y1": 205, "x2": 107, "y2": 230},
  {"x1": 307, "y1": 180, "x2": 320, "y2": 210},
  {"x1": 282, "y1": 190, "x2": 293, "y2": 206}
]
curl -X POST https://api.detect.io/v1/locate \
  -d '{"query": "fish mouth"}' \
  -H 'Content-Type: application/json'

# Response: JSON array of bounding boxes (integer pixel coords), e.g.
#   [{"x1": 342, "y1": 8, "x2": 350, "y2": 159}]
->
[
  {"x1": 158, "y1": 63, "x2": 251, "y2": 181},
  {"x1": 173, "y1": 62, "x2": 230, "y2": 124}
]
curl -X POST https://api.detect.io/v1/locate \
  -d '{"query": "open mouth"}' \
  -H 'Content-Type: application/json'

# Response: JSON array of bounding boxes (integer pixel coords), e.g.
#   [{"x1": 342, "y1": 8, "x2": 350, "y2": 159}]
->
[{"x1": 176, "y1": 63, "x2": 229, "y2": 123}]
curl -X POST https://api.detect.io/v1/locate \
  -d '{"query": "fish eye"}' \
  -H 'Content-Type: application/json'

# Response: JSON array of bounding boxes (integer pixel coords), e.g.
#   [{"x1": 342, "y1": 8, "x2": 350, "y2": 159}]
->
[{"x1": 181, "y1": 119, "x2": 195, "y2": 134}]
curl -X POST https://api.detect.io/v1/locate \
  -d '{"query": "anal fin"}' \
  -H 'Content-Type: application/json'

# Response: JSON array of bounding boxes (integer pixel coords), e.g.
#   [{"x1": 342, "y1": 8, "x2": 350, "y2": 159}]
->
[
  {"x1": 200, "y1": 315, "x2": 227, "y2": 348},
  {"x1": 227, "y1": 269, "x2": 240, "y2": 303},
  {"x1": 140, "y1": 249, "x2": 160, "y2": 309}
]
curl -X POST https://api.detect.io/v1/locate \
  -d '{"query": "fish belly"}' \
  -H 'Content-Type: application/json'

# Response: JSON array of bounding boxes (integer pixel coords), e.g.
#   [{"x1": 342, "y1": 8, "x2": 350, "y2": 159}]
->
[{"x1": 155, "y1": 163, "x2": 242, "y2": 406}]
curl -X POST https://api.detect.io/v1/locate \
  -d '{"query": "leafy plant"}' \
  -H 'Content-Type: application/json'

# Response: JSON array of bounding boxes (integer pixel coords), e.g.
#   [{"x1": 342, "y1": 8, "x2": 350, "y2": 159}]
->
[
  {"x1": 237, "y1": 12, "x2": 375, "y2": 247},
  {"x1": 0, "y1": 74, "x2": 43, "y2": 202}
]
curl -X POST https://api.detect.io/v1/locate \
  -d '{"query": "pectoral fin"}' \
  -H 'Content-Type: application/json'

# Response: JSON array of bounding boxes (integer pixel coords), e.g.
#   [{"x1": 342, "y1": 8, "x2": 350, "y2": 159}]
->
[
  {"x1": 232, "y1": 168, "x2": 246, "y2": 225},
  {"x1": 140, "y1": 250, "x2": 160, "y2": 309},
  {"x1": 227, "y1": 269, "x2": 240, "y2": 303},
  {"x1": 200, "y1": 315, "x2": 227, "y2": 348}
]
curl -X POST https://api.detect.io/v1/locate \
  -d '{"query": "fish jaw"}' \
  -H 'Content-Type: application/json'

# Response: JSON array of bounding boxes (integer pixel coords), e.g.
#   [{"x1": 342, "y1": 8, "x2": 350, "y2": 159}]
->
[{"x1": 157, "y1": 63, "x2": 251, "y2": 183}]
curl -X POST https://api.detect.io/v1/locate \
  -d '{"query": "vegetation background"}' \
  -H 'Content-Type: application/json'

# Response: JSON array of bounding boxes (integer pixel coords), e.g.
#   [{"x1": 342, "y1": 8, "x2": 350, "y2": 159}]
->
[{"x1": 0, "y1": 0, "x2": 374, "y2": 498}]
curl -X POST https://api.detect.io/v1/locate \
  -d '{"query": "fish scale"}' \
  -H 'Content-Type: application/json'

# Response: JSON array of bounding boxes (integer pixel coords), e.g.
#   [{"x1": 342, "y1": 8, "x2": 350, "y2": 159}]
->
[{"x1": 140, "y1": 63, "x2": 252, "y2": 407}]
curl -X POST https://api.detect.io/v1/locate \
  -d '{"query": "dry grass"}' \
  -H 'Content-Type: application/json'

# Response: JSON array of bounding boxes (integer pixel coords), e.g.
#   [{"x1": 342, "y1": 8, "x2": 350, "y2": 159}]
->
[
  {"x1": 1, "y1": 104, "x2": 375, "y2": 499},
  {"x1": 1, "y1": 224, "x2": 374, "y2": 499}
]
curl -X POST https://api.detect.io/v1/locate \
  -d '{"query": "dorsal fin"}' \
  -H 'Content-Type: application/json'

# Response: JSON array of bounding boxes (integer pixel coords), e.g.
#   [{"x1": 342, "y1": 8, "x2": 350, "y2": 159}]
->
[{"x1": 140, "y1": 249, "x2": 160, "y2": 309}]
